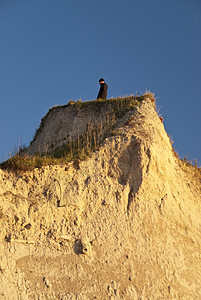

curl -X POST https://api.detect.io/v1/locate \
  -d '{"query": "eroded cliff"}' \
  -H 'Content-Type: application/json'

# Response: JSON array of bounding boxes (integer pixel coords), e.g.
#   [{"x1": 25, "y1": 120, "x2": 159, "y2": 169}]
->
[{"x1": 0, "y1": 96, "x2": 201, "y2": 299}]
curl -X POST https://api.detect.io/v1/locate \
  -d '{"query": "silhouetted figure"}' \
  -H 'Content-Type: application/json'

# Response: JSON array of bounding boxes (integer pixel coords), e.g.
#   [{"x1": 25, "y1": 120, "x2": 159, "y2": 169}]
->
[{"x1": 97, "y1": 78, "x2": 108, "y2": 100}]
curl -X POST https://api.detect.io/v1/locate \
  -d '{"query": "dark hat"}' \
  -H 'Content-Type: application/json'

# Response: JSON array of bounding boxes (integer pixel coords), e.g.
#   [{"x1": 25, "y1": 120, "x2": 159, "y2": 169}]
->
[{"x1": 99, "y1": 78, "x2": 104, "y2": 82}]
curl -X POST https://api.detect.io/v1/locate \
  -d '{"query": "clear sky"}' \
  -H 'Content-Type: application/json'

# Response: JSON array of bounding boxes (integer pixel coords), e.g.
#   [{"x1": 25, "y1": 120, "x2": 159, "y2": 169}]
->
[{"x1": 0, "y1": 0, "x2": 200, "y2": 165}]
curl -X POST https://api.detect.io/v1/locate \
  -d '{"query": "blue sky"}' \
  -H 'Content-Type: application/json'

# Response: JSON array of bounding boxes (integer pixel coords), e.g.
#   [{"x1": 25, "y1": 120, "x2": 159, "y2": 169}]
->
[{"x1": 0, "y1": 0, "x2": 201, "y2": 165}]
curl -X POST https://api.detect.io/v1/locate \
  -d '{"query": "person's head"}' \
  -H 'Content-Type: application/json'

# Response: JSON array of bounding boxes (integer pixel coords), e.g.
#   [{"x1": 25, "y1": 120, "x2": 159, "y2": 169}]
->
[{"x1": 99, "y1": 78, "x2": 105, "y2": 85}]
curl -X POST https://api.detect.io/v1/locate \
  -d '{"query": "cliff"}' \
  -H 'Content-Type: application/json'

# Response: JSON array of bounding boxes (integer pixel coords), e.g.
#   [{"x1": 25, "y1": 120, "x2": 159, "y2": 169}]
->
[
  {"x1": 0, "y1": 95, "x2": 201, "y2": 299},
  {"x1": 25, "y1": 96, "x2": 142, "y2": 157}
]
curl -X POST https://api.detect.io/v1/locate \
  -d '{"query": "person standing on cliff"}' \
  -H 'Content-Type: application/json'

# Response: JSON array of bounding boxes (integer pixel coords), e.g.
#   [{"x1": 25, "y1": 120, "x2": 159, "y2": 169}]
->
[{"x1": 97, "y1": 78, "x2": 108, "y2": 100}]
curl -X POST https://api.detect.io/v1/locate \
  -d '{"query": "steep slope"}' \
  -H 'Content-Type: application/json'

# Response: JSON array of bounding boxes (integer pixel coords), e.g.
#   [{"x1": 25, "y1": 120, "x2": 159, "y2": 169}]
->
[
  {"x1": 25, "y1": 96, "x2": 141, "y2": 156},
  {"x1": 0, "y1": 97, "x2": 201, "y2": 299}
]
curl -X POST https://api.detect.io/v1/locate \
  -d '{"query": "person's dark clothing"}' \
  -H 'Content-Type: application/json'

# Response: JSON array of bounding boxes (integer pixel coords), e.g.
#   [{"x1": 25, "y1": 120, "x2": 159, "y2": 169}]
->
[{"x1": 97, "y1": 82, "x2": 108, "y2": 100}]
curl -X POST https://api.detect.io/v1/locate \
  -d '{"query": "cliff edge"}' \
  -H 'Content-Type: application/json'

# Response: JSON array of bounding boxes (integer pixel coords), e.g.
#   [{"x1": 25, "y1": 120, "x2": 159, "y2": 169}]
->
[{"x1": 0, "y1": 95, "x2": 201, "y2": 299}]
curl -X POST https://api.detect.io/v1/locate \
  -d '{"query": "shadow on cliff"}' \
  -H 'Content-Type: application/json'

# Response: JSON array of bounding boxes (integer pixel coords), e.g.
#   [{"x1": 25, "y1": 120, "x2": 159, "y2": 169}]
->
[{"x1": 117, "y1": 136, "x2": 143, "y2": 212}]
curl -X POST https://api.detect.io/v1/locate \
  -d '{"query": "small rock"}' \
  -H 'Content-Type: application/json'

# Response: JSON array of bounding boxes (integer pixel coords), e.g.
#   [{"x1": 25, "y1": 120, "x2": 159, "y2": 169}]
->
[
  {"x1": 5, "y1": 234, "x2": 11, "y2": 242},
  {"x1": 102, "y1": 200, "x2": 110, "y2": 206},
  {"x1": 26, "y1": 238, "x2": 35, "y2": 244},
  {"x1": 60, "y1": 234, "x2": 71, "y2": 241},
  {"x1": 68, "y1": 100, "x2": 75, "y2": 105},
  {"x1": 24, "y1": 223, "x2": 32, "y2": 230},
  {"x1": 14, "y1": 216, "x2": 19, "y2": 223},
  {"x1": 43, "y1": 277, "x2": 52, "y2": 288}
]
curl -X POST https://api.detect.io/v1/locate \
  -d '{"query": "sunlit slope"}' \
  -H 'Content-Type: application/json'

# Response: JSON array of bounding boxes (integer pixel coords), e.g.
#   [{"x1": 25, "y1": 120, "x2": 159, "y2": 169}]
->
[{"x1": 0, "y1": 96, "x2": 200, "y2": 299}]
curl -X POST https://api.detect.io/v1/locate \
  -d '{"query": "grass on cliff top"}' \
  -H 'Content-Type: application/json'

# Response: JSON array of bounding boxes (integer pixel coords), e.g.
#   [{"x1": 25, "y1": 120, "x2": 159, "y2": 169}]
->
[
  {"x1": 0, "y1": 93, "x2": 155, "y2": 173},
  {"x1": 30, "y1": 92, "x2": 155, "y2": 145}
]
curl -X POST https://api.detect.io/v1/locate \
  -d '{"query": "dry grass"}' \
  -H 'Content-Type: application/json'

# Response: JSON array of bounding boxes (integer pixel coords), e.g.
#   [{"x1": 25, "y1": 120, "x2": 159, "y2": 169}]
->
[
  {"x1": 0, "y1": 93, "x2": 155, "y2": 173},
  {"x1": 172, "y1": 147, "x2": 201, "y2": 192},
  {"x1": 178, "y1": 158, "x2": 201, "y2": 192}
]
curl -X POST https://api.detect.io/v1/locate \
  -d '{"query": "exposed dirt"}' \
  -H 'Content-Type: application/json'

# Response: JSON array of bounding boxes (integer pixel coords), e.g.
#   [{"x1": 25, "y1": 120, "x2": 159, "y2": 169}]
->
[{"x1": 0, "y1": 98, "x2": 201, "y2": 299}]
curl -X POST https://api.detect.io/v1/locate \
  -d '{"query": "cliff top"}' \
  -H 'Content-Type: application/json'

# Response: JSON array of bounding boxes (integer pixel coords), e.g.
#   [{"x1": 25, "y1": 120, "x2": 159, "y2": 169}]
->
[
  {"x1": 0, "y1": 92, "x2": 201, "y2": 299},
  {"x1": 1, "y1": 93, "x2": 155, "y2": 172}
]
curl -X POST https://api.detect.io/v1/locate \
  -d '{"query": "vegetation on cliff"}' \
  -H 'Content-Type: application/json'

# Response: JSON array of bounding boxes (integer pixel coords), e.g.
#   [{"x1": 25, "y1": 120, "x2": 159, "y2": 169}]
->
[
  {"x1": 1, "y1": 92, "x2": 199, "y2": 176},
  {"x1": 0, "y1": 93, "x2": 154, "y2": 172},
  {"x1": 1, "y1": 94, "x2": 201, "y2": 299}
]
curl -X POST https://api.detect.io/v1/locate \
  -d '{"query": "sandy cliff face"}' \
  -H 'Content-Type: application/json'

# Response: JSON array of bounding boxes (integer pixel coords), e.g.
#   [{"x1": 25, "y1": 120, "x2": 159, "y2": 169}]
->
[
  {"x1": 0, "y1": 98, "x2": 201, "y2": 299},
  {"x1": 26, "y1": 99, "x2": 127, "y2": 156}
]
